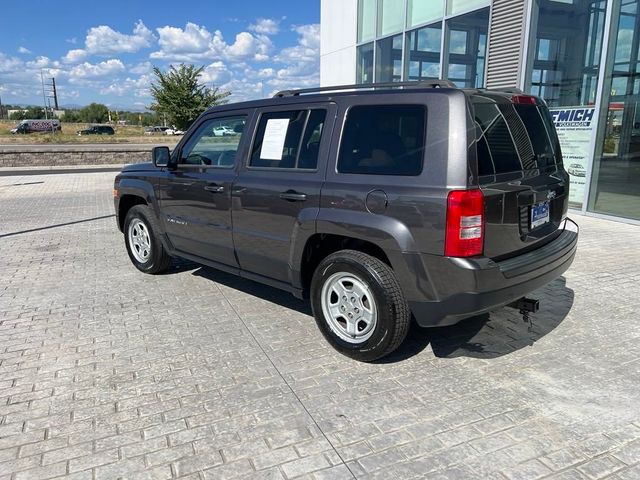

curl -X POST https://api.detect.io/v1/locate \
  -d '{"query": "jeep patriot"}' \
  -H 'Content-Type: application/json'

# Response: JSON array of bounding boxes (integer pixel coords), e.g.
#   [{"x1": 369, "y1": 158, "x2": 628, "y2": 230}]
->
[{"x1": 114, "y1": 80, "x2": 579, "y2": 361}]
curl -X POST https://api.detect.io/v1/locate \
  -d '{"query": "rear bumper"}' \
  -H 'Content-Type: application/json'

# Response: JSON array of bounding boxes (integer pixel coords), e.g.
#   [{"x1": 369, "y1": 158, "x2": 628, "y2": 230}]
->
[{"x1": 400, "y1": 219, "x2": 579, "y2": 327}]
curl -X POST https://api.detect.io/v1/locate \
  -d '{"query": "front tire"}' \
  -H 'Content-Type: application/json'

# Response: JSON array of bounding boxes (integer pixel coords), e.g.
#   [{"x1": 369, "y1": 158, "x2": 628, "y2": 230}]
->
[
  {"x1": 311, "y1": 250, "x2": 410, "y2": 362},
  {"x1": 124, "y1": 205, "x2": 171, "y2": 274}
]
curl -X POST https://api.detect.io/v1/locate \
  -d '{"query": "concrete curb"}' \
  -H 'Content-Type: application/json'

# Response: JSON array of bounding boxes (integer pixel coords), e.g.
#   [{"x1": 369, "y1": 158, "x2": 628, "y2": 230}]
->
[{"x1": 0, "y1": 164, "x2": 125, "y2": 176}]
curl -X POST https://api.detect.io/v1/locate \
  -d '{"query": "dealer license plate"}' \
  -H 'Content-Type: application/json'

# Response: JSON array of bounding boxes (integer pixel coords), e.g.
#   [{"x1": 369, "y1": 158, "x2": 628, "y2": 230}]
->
[{"x1": 531, "y1": 201, "x2": 550, "y2": 229}]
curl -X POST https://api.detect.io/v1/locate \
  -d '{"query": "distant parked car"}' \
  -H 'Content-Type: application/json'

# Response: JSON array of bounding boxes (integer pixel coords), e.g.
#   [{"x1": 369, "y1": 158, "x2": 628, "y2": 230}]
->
[
  {"x1": 165, "y1": 127, "x2": 184, "y2": 136},
  {"x1": 11, "y1": 119, "x2": 61, "y2": 134},
  {"x1": 78, "y1": 125, "x2": 115, "y2": 136},
  {"x1": 567, "y1": 163, "x2": 586, "y2": 177},
  {"x1": 212, "y1": 126, "x2": 235, "y2": 136},
  {"x1": 144, "y1": 126, "x2": 170, "y2": 135}
]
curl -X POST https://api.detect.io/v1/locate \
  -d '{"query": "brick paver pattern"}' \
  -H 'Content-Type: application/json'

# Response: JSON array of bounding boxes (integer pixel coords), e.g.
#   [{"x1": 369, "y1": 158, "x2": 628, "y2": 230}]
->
[{"x1": 0, "y1": 172, "x2": 639, "y2": 480}]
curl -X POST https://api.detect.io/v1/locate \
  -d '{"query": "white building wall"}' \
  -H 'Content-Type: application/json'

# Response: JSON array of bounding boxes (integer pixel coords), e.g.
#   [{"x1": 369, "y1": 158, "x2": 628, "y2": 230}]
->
[{"x1": 320, "y1": 0, "x2": 358, "y2": 86}]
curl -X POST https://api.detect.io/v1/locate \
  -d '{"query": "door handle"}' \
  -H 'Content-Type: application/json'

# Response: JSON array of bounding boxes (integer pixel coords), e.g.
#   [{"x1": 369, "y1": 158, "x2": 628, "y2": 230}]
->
[
  {"x1": 280, "y1": 191, "x2": 307, "y2": 202},
  {"x1": 204, "y1": 184, "x2": 225, "y2": 193}
]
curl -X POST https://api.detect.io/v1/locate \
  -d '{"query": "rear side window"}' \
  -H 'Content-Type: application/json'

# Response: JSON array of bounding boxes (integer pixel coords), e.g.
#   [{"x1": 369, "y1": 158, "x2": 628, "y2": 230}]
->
[
  {"x1": 250, "y1": 109, "x2": 326, "y2": 169},
  {"x1": 474, "y1": 99, "x2": 561, "y2": 175},
  {"x1": 338, "y1": 105, "x2": 426, "y2": 176}
]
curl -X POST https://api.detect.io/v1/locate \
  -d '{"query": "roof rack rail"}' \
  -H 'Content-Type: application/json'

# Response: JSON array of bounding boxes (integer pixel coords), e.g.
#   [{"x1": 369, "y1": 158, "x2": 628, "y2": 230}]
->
[{"x1": 273, "y1": 79, "x2": 457, "y2": 98}]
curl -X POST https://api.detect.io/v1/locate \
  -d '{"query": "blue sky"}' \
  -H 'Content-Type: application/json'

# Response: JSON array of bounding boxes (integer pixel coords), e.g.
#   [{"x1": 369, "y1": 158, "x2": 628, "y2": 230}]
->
[{"x1": 0, "y1": 0, "x2": 319, "y2": 110}]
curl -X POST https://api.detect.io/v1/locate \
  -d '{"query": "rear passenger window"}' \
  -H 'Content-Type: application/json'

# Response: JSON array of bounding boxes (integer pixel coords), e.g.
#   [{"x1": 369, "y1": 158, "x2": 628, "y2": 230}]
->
[
  {"x1": 250, "y1": 109, "x2": 326, "y2": 169},
  {"x1": 338, "y1": 105, "x2": 426, "y2": 176}
]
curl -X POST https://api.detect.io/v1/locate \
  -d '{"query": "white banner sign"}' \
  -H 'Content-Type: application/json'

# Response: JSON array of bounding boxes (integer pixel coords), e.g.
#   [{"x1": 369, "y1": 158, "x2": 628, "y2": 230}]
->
[{"x1": 549, "y1": 106, "x2": 596, "y2": 206}]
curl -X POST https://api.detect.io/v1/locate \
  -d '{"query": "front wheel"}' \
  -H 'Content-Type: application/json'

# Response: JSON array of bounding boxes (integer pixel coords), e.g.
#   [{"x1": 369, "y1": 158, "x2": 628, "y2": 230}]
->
[
  {"x1": 311, "y1": 250, "x2": 410, "y2": 362},
  {"x1": 124, "y1": 205, "x2": 171, "y2": 274}
]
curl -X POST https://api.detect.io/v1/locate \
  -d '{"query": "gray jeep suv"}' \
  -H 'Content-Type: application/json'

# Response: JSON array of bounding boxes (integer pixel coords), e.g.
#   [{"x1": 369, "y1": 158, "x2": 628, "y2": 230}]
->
[{"x1": 114, "y1": 81, "x2": 578, "y2": 361}]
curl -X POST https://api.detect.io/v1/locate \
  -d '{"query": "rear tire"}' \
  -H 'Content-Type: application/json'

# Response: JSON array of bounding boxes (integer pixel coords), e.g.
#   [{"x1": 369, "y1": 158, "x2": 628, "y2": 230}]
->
[
  {"x1": 310, "y1": 250, "x2": 410, "y2": 362},
  {"x1": 124, "y1": 205, "x2": 171, "y2": 274}
]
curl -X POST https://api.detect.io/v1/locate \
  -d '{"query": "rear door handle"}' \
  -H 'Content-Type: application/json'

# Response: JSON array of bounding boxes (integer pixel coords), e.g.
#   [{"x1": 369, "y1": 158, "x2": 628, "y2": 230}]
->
[
  {"x1": 280, "y1": 191, "x2": 307, "y2": 202},
  {"x1": 204, "y1": 184, "x2": 225, "y2": 193}
]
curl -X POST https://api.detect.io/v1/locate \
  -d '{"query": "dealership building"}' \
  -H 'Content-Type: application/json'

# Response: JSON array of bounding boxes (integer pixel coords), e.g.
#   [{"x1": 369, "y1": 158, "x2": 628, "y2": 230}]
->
[{"x1": 320, "y1": 0, "x2": 640, "y2": 223}]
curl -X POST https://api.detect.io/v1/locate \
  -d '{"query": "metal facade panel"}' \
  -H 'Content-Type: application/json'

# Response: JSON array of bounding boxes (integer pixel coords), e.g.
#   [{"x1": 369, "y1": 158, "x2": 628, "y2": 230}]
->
[{"x1": 486, "y1": 0, "x2": 527, "y2": 88}]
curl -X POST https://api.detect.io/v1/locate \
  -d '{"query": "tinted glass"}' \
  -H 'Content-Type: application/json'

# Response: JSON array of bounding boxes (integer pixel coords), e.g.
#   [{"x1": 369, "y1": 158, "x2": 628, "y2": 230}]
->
[
  {"x1": 298, "y1": 110, "x2": 326, "y2": 170},
  {"x1": 474, "y1": 100, "x2": 560, "y2": 175},
  {"x1": 407, "y1": 0, "x2": 444, "y2": 27},
  {"x1": 251, "y1": 110, "x2": 325, "y2": 169},
  {"x1": 406, "y1": 24, "x2": 441, "y2": 81},
  {"x1": 338, "y1": 105, "x2": 426, "y2": 176},
  {"x1": 445, "y1": 8, "x2": 489, "y2": 88},
  {"x1": 378, "y1": 0, "x2": 403, "y2": 36},
  {"x1": 357, "y1": 43, "x2": 374, "y2": 84},
  {"x1": 250, "y1": 110, "x2": 306, "y2": 168},
  {"x1": 376, "y1": 34, "x2": 403, "y2": 82},
  {"x1": 474, "y1": 103, "x2": 522, "y2": 175},
  {"x1": 180, "y1": 115, "x2": 246, "y2": 166},
  {"x1": 357, "y1": 0, "x2": 376, "y2": 42}
]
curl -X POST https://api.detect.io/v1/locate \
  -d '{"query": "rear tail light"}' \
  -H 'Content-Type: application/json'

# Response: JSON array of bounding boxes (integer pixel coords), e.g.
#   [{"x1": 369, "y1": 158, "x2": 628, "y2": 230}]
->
[
  {"x1": 445, "y1": 189, "x2": 484, "y2": 257},
  {"x1": 512, "y1": 94, "x2": 538, "y2": 105}
]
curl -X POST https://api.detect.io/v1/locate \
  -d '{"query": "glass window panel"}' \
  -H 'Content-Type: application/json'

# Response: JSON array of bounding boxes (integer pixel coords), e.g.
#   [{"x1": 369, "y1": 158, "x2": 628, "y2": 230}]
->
[
  {"x1": 445, "y1": 8, "x2": 489, "y2": 88},
  {"x1": 180, "y1": 116, "x2": 246, "y2": 166},
  {"x1": 357, "y1": 0, "x2": 376, "y2": 42},
  {"x1": 357, "y1": 43, "x2": 375, "y2": 84},
  {"x1": 407, "y1": 0, "x2": 444, "y2": 27},
  {"x1": 378, "y1": 0, "x2": 404, "y2": 36},
  {"x1": 376, "y1": 34, "x2": 403, "y2": 82},
  {"x1": 250, "y1": 111, "x2": 307, "y2": 168},
  {"x1": 614, "y1": 15, "x2": 635, "y2": 63},
  {"x1": 405, "y1": 24, "x2": 442, "y2": 81},
  {"x1": 537, "y1": 38, "x2": 551, "y2": 60},
  {"x1": 338, "y1": 105, "x2": 427, "y2": 176},
  {"x1": 447, "y1": 0, "x2": 490, "y2": 16},
  {"x1": 422, "y1": 62, "x2": 440, "y2": 77},
  {"x1": 449, "y1": 64, "x2": 468, "y2": 78},
  {"x1": 450, "y1": 30, "x2": 468, "y2": 54},
  {"x1": 590, "y1": 0, "x2": 640, "y2": 219},
  {"x1": 526, "y1": 0, "x2": 606, "y2": 108},
  {"x1": 417, "y1": 27, "x2": 441, "y2": 52}
]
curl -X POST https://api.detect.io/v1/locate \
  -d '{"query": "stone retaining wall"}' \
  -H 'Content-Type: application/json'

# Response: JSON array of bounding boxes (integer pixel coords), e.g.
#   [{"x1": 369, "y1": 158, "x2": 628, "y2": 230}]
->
[{"x1": 0, "y1": 148, "x2": 152, "y2": 167}]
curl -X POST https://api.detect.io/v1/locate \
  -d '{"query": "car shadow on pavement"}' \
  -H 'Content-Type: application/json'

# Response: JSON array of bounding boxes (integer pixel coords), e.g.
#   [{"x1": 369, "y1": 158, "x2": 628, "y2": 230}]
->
[
  {"x1": 172, "y1": 262, "x2": 573, "y2": 363},
  {"x1": 188, "y1": 264, "x2": 312, "y2": 316},
  {"x1": 381, "y1": 276, "x2": 575, "y2": 362}
]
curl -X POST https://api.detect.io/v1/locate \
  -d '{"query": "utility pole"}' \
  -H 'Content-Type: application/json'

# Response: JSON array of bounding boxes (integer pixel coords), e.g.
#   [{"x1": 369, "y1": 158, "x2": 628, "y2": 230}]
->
[
  {"x1": 0, "y1": 92, "x2": 4, "y2": 120},
  {"x1": 51, "y1": 77, "x2": 59, "y2": 110},
  {"x1": 40, "y1": 70, "x2": 48, "y2": 120}
]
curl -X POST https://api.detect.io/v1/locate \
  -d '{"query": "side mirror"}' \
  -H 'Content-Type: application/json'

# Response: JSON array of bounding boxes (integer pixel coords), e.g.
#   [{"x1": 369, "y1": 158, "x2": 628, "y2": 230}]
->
[{"x1": 152, "y1": 146, "x2": 170, "y2": 167}]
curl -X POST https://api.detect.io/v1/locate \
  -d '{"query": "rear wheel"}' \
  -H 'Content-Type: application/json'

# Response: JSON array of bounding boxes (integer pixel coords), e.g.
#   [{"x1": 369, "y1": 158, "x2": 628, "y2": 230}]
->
[
  {"x1": 124, "y1": 205, "x2": 171, "y2": 274},
  {"x1": 311, "y1": 250, "x2": 410, "y2": 362}
]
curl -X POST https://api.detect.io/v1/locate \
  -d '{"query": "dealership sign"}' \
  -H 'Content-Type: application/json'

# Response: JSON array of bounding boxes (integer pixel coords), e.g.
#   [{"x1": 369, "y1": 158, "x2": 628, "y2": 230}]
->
[{"x1": 549, "y1": 106, "x2": 596, "y2": 206}]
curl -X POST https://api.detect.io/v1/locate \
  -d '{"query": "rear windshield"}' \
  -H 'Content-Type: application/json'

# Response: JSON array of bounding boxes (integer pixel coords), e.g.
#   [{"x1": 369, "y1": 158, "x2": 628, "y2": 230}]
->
[{"x1": 472, "y1": 98, "x2": 561, "y2": 176}]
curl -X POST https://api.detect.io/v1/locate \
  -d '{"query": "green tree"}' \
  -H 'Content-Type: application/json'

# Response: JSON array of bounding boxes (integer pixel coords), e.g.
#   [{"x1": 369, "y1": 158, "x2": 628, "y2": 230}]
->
[
  {"x1": 150, "y1": 64, "x2": 231, "y2": 130},
  {"x1": 79, "y1": 103, "x2": 109, "y2": 123},
  {"x1": 62, "y1": 110, "x2": 81, "y2": 122}
]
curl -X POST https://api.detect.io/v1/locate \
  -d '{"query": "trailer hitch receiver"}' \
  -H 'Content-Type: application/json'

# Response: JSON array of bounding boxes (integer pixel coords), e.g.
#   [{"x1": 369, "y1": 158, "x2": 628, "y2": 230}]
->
[{"x1": 507, "y1": 297, "x2": 539, "y2": 332}]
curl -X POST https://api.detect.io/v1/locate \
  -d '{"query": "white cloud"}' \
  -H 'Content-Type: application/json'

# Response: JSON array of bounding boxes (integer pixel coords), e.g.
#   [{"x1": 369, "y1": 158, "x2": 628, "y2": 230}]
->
[
  {"x1": 100, "y1": 74, "x2": 152, "y2": 97},
  {"x1": 85, "y1": 20, "x2": 155, "y2": 54},
  {"x1": 0, "y1": 52, "x2": 23, "y2": 72},
  {"x1": 152, "y1": 22, "x2": 217, "y2": 59},
  {"x1": 151, "y1": 22, "x2": 272, "y2": 62},
  {"x1": 62, "y1": 49, "x2": 87, "y2": 64},
  {"x1": 26, "y1": 56, "x2": 55, "y2": 69},
  {"x1": 249, "y1": 18, "x2": 280, "y2": 35},
  {"x1": 200, "y1": 61, "x2": 232, "y2": 84},
  {"x1": 18, "y1": 46, "x2": 32, "y2": 54},
  {"x1": 130, "y1": 61, "x2": 152, "y2": 75},
  {"x1": 70, "y1": 59, "x2": 125, "y2": 79}
]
